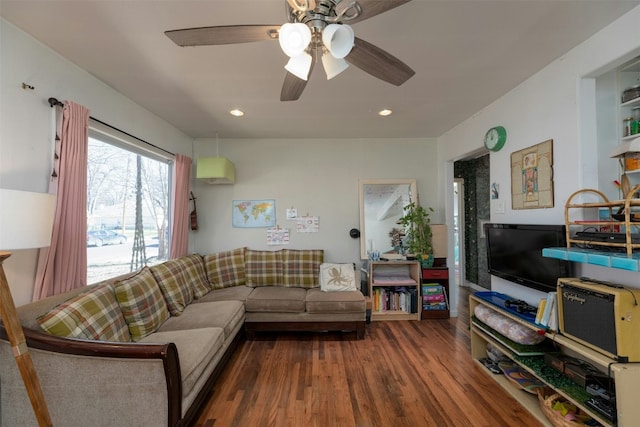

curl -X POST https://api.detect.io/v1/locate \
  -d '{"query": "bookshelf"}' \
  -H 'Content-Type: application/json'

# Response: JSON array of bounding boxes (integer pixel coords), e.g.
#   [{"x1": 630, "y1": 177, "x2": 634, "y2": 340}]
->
[
  {"x1": 368, "y1": 261, "x2": 421, "y2": 321},
  {"x1": 421, "y1": 267, "x2": 450, "y2": 319}
]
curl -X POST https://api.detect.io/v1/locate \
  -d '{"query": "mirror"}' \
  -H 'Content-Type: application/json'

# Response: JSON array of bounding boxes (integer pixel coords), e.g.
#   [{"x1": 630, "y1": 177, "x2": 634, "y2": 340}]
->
[{"x1": 359, "y1": 179, "x2": 418, "y2": 259}]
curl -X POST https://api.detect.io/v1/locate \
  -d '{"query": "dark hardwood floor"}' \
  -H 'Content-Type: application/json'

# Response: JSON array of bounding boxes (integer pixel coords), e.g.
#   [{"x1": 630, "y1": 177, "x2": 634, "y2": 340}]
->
[{"x1": 194, "y1": 287, "x2": 543, "y2": 427}]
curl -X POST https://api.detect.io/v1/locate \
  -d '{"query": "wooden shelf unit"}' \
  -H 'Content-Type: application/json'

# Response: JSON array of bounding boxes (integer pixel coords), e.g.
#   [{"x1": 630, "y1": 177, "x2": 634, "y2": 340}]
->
[
  {"x1": 565, "y1": 187, "x2": 640, "y2": 255},
  {"x1": 421, "y1": 267, "x2": 450, "y2": 319},
  {"x1": 469, "y1": 293, "x2": 640, "y2": 427},
  {"x1": 368, "y1": 261, "x2": 421, "y2": 321}
]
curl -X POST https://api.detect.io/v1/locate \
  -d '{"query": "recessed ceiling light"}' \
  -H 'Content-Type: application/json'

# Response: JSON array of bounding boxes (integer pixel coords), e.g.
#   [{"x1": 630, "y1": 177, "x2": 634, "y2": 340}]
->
[
  {"x1": 378, "y1": 109, "x2": 393, "y2": 116},
  {"x1": 229, "y1": 109, "x2": 245, "y2": 117}
]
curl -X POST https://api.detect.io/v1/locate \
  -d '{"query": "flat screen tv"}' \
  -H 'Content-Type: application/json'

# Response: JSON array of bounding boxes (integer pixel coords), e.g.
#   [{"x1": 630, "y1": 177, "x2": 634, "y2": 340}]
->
[{"x1": 484, "y1": 223, "x2": 573, "y2": 293}]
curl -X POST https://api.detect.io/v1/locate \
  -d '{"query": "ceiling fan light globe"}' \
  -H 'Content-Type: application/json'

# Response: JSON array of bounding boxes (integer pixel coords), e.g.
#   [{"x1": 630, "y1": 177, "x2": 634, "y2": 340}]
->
[
  {"x1": 279, "y1": 23, "x2": 312, "y2": 57},
  {"x1": 322, "y1": 24, "x2": 354, "y2": 59},
  {"x1": 285, "y1": 52, "x2": 312, "y2": 81},
  {"x1": 322, "y1": 53, "x2": 349, "y2": 80}
]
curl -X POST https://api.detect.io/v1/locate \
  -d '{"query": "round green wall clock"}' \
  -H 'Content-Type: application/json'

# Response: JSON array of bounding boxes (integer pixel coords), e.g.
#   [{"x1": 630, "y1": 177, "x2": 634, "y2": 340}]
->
[{"x1": 484, "y1": 126, "x2": 507, "y2": 152}]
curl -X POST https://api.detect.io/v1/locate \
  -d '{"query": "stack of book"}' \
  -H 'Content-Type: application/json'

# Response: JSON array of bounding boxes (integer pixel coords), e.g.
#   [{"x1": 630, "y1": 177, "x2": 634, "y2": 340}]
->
[
  {"x1": 422, "y1": 283, "x2": 448, "y2": 311},
  {"x1": 372, "y1": 287, "x2": 418, "y2": 313},
  {"x1": 535, "y1": 291, "x2": 558, "y2": 330}
]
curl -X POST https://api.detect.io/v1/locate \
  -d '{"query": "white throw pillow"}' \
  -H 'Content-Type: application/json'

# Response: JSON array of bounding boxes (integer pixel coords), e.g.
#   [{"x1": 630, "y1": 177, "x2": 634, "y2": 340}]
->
[{"x1": 319, "y1": 263, "x2": 357, "y2": 292}]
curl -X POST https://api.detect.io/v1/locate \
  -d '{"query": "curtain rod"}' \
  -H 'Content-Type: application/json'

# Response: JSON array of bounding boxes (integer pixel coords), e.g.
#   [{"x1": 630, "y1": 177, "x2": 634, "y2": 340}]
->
[{"x1": 48, "y1": 97, "x2": 175, "y2": 157}]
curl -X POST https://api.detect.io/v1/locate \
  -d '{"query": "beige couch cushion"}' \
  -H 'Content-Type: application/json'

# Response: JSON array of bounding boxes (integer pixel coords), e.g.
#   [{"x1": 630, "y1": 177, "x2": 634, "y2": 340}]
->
[
  {"x1": 305, "y1": 288, "x2": 366, "y2": 314},
  {"x1": 158, "y1": 300, "x2": 245, "y2": 339},
  {"x1": 245, "y1": 287, "x2": 307, "y2": 313},
  {"x1": 195, "y1": 285, "x2": 255, "y2": 303},
  {"x1": 140, "y1": 327, "x2": 224, "y2": 394}
]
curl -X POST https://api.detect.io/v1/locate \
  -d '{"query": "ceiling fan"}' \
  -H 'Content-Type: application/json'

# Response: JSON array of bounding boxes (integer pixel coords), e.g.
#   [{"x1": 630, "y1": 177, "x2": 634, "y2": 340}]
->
[{"x1": 165, "y1": 0, "x2": 415, "y2": 101}]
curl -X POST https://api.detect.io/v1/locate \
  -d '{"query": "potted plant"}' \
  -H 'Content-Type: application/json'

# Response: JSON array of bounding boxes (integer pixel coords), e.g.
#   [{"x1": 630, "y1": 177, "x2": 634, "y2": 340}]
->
[{"x1": 399, "y1": 202, "x2": 434, "y2": 268}]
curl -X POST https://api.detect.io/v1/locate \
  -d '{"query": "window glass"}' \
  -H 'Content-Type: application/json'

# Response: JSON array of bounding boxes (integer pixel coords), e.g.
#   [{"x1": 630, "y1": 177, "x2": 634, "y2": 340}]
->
[{"x1": 87, "y1": 131, "x2": 171, "y2": 284}]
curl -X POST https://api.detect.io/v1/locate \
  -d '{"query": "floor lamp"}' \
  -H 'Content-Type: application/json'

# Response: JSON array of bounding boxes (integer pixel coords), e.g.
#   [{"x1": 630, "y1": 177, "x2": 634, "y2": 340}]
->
[{"x1": 0, "y1": 189, "x2": 56, "y2": 427}]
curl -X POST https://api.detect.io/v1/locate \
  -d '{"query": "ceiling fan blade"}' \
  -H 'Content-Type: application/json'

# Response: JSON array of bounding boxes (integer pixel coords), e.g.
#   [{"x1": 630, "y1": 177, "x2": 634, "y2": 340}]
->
[
  {"x1": 280, "y1": 51, "x2": 317, "y2": 101},
  {"x1": 280, "y1": 73, "x2": 308, "y2": 101},
  {"x1": 346, "y1": 37, "x2": 415, "y2": 86},
  {"x1": 335, "y1": 0, "x2": 412, "y2": 25},
  {"x1": 165, "y1": 25, "x2": 281, "y2": 46}
]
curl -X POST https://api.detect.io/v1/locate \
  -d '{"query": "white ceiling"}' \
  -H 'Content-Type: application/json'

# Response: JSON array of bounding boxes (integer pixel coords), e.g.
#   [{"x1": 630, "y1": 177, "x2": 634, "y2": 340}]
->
[{"x1": 1, "y1": 0, "x2": 638, "y2": 140}]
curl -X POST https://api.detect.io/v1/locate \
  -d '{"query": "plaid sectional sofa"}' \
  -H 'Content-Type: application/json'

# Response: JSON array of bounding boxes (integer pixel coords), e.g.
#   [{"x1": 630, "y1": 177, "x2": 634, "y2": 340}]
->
[{"x1": 0, "y1": 248, "x2": 365, "y2": 427}]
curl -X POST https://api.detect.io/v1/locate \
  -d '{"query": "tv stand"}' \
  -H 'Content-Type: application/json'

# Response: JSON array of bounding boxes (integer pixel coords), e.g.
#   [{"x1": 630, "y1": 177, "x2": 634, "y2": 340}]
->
[{"x1": 470, "y1": 293, "x2": 640, "y2": 427}]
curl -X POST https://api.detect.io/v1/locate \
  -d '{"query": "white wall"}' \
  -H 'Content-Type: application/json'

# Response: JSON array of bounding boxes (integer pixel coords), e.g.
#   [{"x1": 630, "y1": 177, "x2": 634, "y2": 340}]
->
[
  {"x1": 7, "y1": 4, "x2": 640, "y2": 311},
  {"x1": 438, "y1": 5, "x2": 640, "y2": 306},
  {"x1": 192, "y1": 137, "x2": 439, "y2": 265},
  {"x1": 1, "y1": 18, "x2": 442, "y2": 306},
  {"x1": 0, "y1": 19, "x2": 193, "y2": 305}
]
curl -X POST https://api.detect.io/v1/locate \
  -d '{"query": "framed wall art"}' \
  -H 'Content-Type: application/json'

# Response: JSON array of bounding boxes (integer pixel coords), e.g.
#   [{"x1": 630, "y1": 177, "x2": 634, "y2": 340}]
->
[{"x1": 510, "y1": 139, "x2": 554, "y2": 209}]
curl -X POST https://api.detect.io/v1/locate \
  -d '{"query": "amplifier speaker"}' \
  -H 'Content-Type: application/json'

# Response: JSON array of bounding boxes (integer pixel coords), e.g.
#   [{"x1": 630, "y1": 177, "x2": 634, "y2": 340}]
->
[
  {"x1": 559, "y1": 284, "x2": 616, "y2": 356},
  {"x1": 558, "y1": 279, "x2": 640, "y2": 362}
]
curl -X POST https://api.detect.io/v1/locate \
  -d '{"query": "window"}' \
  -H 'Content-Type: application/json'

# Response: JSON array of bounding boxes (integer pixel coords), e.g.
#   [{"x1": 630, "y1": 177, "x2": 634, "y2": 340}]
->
[{"x1": 87, "y1": 123, "x2": 172, "y2": 283}]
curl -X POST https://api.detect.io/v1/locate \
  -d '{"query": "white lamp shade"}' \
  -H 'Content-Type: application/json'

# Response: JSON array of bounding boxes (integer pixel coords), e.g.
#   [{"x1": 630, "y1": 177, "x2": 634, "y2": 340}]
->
[
  {"x1": 0, "y1": 189, "x2": 55, "y2": 250},
  {"x1": 285, "y1": 52, "x2": 313, "y2": 81},
  {"x1": 322, "y1": 24, "x2": 354, "y2": 59},
  {"x1": 322, "y1": 53, "x2": 349, "y2": 79},
  {"x1": 196, "y1": 157, "x2": 236, "y2": 184},
  {"x1": 279, "y1": 23, "x2": 312, "y2": 58}
]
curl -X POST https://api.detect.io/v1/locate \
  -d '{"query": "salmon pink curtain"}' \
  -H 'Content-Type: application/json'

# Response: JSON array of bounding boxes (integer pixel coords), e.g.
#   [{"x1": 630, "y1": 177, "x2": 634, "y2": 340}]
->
[
  {"x1": 169, "y1": 154, "x2": 192, "y2": 259},
  {"x1": 33, "y1": 101, "x2": 89, "y2": 300}
]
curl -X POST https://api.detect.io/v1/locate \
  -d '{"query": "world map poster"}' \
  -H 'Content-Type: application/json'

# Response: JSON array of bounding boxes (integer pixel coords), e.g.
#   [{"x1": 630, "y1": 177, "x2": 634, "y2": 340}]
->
[{"x1": 232, "y1": 199, "x2": 276, "y2": 228}]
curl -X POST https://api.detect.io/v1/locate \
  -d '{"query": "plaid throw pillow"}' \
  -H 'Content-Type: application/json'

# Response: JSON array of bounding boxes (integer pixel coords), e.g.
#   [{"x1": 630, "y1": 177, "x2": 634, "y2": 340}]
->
[
  {"x1": 37, "y1": 284, "x2": 131, "y2": 342},
  {"x1": 114, "y1": 267, "x2": 170, "y2": 341},
  {"x1": 282, "y1": 249, "x2": 324, "y2": 288},
  {"x1": 181, "y1": 254, "x2": 212, "y2": 299},
  {"x1": 204, "y1": 248, "x2": 246, "y2": 289},
  {"x1": 150, "y1": 258, "x2": 194, "y2": 316},
  {"x1": 245, "y1": 249, "x2": 282, "y2": 287}
]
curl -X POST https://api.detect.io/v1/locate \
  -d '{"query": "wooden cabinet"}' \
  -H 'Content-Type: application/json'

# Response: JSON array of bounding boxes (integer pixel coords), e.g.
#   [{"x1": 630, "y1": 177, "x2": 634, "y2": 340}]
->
[
  {"x1": 421, "y1": 267, "x2": 450, "y2": 319},
  {"x1": 470, "y1": 293, "x2": 640, "y2": 427},
  {"x1": 368, "y1": 261, "x2": 420, "y2": 321}
]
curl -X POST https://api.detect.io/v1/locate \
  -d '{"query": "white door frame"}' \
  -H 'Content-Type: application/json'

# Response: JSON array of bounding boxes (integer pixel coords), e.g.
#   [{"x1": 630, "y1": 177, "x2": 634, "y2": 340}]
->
[{"x1": 454, "y1": 178, "x2": 466, "y2": 288}]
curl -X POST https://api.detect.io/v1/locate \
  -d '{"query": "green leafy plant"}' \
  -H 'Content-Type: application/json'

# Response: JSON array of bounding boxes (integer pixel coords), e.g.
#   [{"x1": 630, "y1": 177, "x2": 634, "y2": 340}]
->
[{"x1": 399, "y1": 202, "x2": 433, "y2": 261}]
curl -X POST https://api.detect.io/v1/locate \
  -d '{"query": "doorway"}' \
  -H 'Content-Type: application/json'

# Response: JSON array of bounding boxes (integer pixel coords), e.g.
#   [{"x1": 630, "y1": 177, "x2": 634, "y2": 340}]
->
[{"x1": 453, "y1": 155, "x2": 491, "y2": 289}]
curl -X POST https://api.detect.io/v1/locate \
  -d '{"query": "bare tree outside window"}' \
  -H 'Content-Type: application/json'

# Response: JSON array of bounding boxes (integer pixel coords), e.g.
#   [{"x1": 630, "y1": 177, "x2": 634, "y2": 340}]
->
[{"x1": 87, "y1": 137, "x2": 171, "y2": 283}]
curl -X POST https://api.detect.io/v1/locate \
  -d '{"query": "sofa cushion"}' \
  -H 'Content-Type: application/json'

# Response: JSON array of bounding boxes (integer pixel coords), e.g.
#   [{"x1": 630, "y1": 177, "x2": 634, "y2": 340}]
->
[
  {"x1": 319, "y1": 263, "x2": 357, "y2": 292},
  {"x1": 37, "y1": 284, "x2": 131, "y2": 342},
  {"x1": 114, "y1": 267, "x2": 170, "y2": 341},
  {"x1": 140, "y1": 327, "x2": 224, "y2": 394},
  {"x1": 245, "y1": 249, "x2": 282, "y2": 287},
  {"x1": 244, "y1": 287, "x2": 307, "y2": 313},
  {"x1": 204, "y1": 247, "x2": 246, "y2": 289},
  {"x1": 305, "y1": 288, "x2": 366, "y2": 314},
  {"x1": 150, "y1": 258, "x2": 194, "y2": 316},
  {"x1": 195, "y1": 285, "x2": 255, "y2": 303},
  {"x1": 181, "y1": 254, "x2": 212, "y2": 299},
  {"x1": 158, "y1": 300, "x2": 245, "y2": 339},
  {"x1": 281, "y1": 249, "x2": 323, "y2": 288}
]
